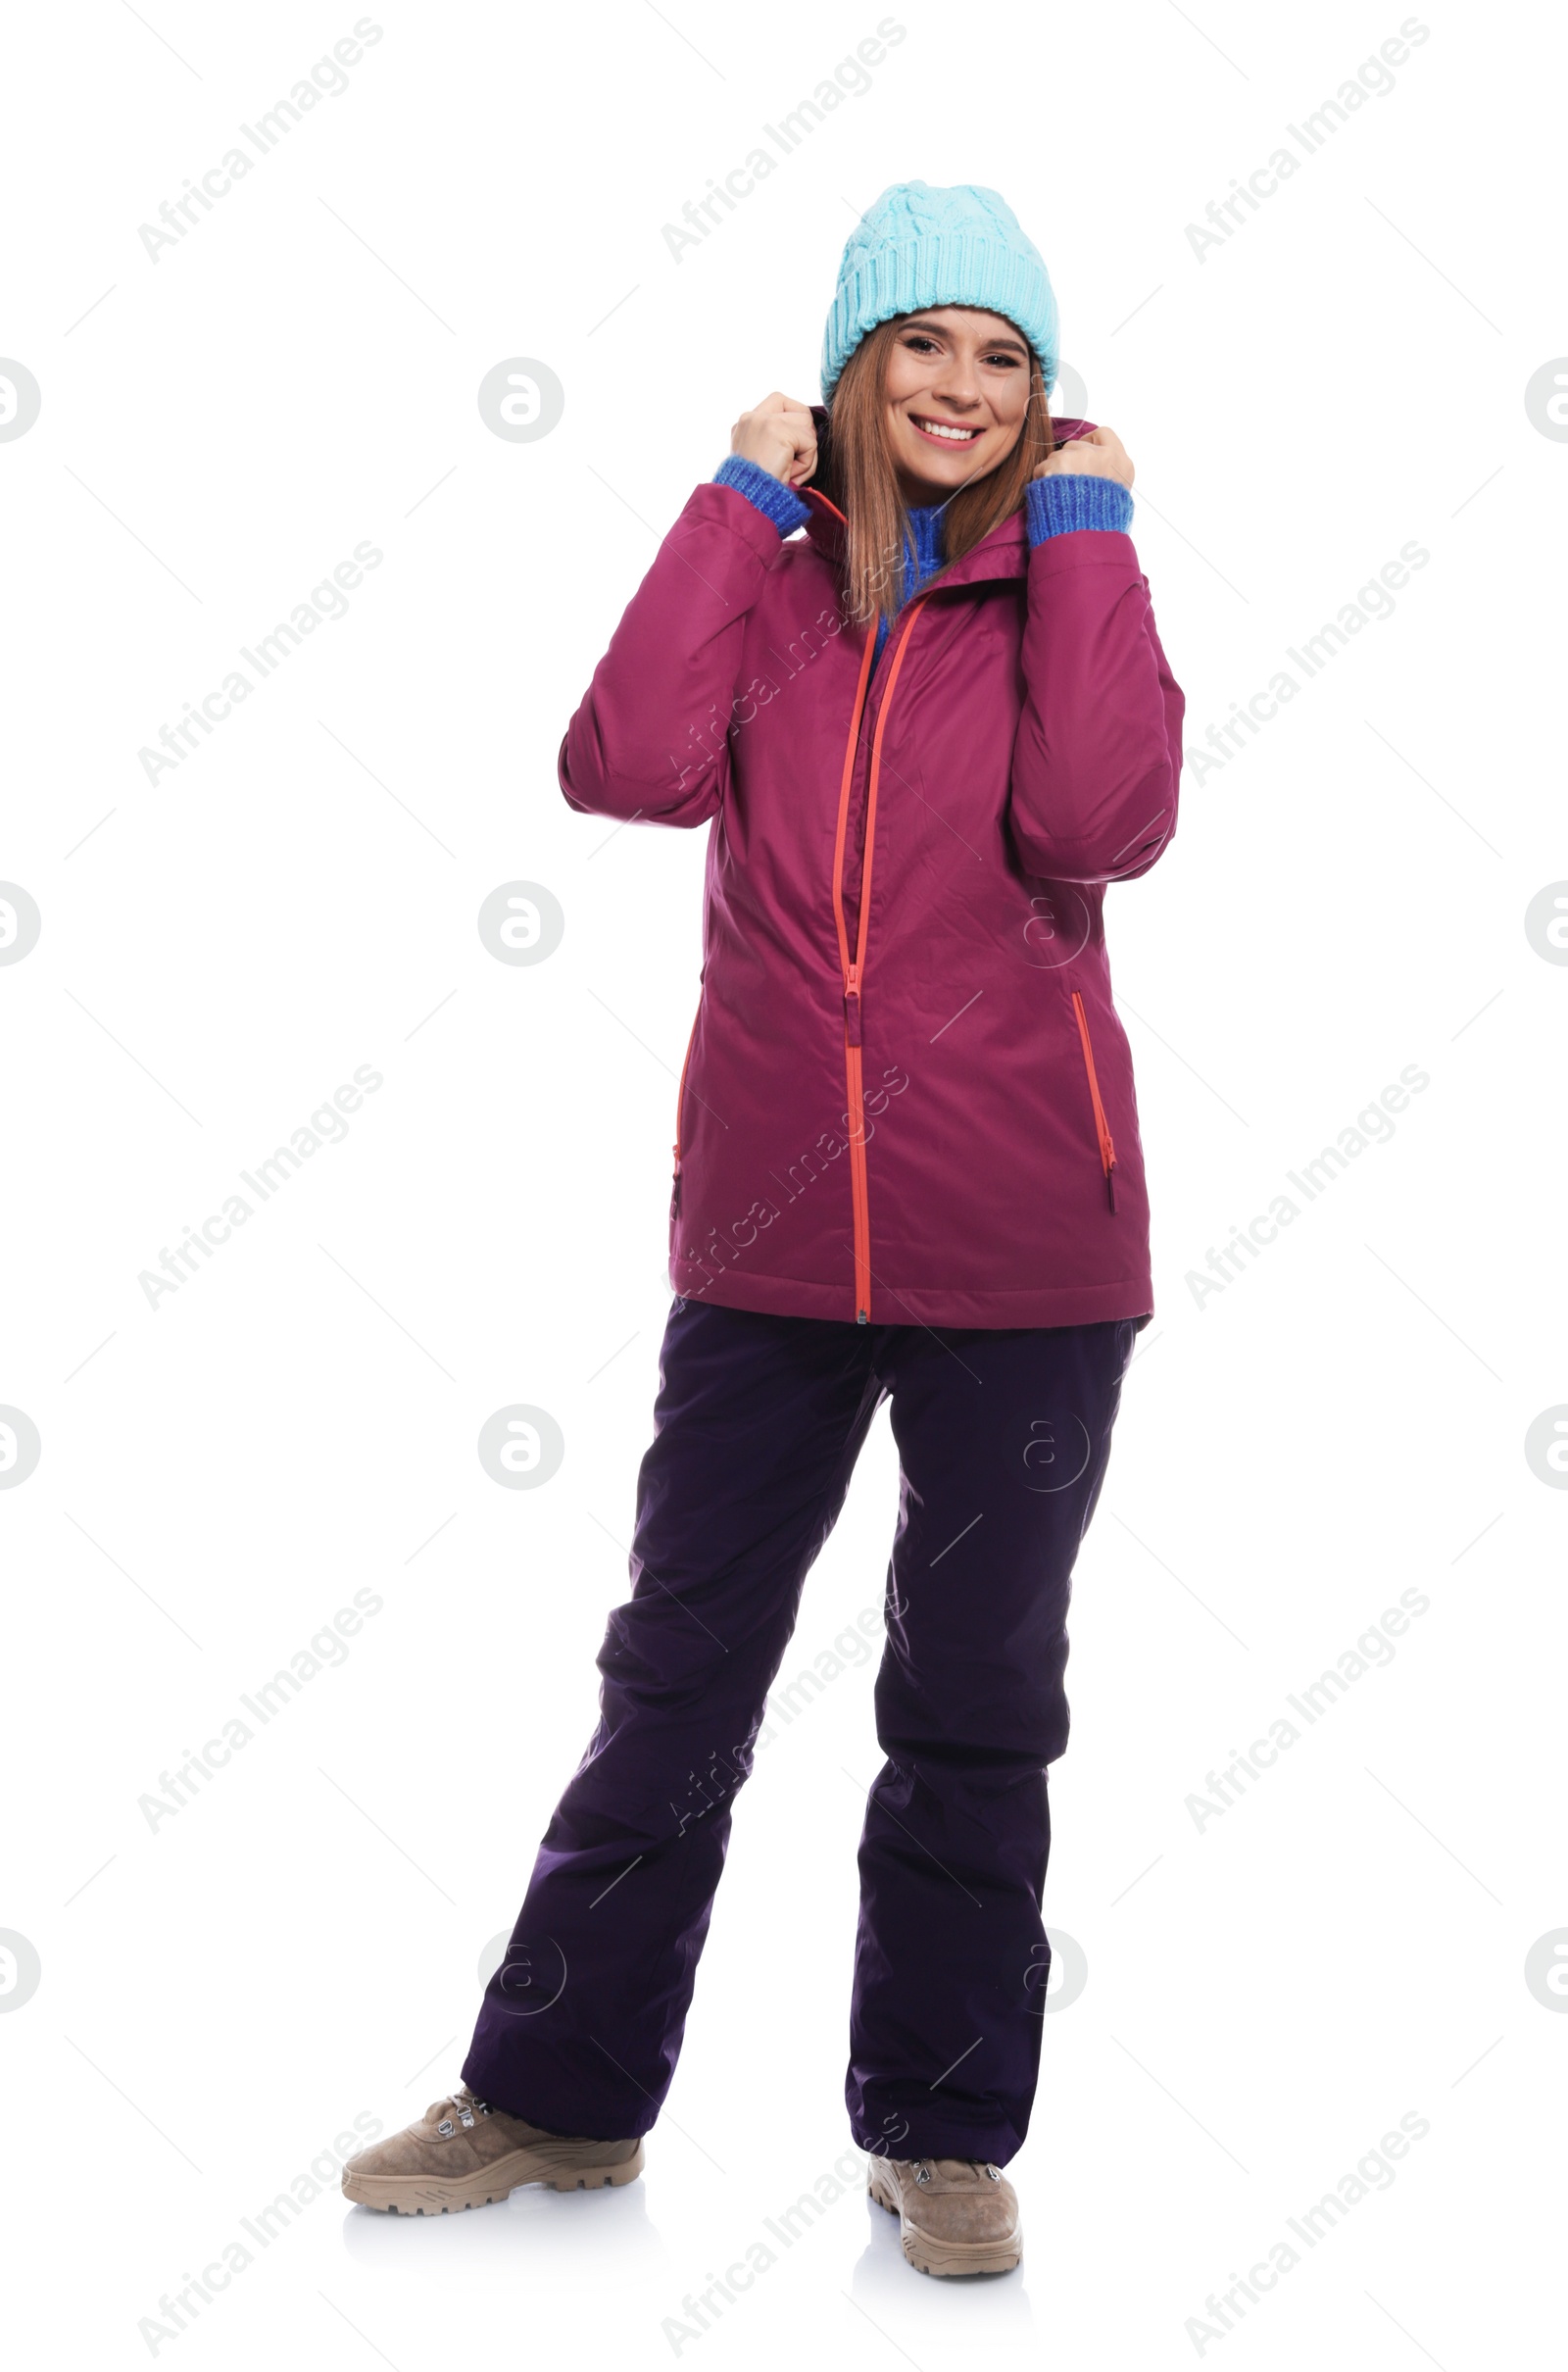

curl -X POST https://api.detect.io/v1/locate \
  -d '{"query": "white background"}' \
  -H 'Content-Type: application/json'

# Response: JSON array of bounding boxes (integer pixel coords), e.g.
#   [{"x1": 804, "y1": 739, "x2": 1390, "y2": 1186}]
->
[{"x1": 3, "y1": 1, "x2": 1564, "y2": 2364}]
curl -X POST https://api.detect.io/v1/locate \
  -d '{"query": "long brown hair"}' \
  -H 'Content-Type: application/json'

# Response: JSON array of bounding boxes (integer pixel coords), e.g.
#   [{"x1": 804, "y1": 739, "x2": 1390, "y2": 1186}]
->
[{"x1": 813, "y1": 314, "x2": 1057, "y2": 627}]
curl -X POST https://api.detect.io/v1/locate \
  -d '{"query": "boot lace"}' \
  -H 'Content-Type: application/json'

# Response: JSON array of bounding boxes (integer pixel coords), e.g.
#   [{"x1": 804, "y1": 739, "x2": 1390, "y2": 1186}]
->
[{"x1": 434, "y1": 2085, "x2": 493, "y2": 2138}]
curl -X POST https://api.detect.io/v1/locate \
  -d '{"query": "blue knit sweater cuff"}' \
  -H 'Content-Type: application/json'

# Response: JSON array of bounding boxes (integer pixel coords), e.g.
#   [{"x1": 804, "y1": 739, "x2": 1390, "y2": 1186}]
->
[
  {"x1": 712, "y1": 454, "x2": 813, "y2": 538},
  {"x1": 1026, "y1": 473, "x2": 1134, "y2": 542}
]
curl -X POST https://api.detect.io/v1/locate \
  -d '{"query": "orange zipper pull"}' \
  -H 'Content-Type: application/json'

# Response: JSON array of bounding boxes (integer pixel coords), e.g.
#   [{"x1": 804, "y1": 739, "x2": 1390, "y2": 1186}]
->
[{"x1": 844, "y1": 965, "x2": 862, "y2": 1045}]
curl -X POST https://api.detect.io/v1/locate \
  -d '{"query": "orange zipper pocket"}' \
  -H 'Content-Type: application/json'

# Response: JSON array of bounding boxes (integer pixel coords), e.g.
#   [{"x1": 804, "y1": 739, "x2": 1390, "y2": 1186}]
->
[{"x1": 1070, "y1": 990, "x2": 1118, "y2": 1212}]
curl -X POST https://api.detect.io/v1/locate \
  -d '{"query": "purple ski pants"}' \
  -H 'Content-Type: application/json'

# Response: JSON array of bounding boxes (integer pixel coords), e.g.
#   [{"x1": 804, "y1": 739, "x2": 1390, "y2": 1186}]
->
[{"x1": 464, "y1": 1295, "x2": 1135, "y2": 2164}]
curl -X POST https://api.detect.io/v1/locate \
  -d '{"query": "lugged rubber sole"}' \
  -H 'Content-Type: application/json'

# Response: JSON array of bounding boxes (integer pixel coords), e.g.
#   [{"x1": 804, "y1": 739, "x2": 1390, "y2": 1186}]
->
[
  {"x1": 867, "y1": 2165, "x2": 1022, "y2": 2277},
  {"x1": 343, "y1": 2138, "x2": 645, "y2": 2214}
]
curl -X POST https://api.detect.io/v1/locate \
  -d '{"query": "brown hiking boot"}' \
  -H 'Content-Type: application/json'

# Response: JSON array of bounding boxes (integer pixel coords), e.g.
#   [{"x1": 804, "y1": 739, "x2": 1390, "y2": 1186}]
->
[
  {"x1": 341, "y1": 2085, "x2": 645, "y2": 2214},
  {"x1": 868, "y1": 2155, "x2": 1023, "y2": 2276}
]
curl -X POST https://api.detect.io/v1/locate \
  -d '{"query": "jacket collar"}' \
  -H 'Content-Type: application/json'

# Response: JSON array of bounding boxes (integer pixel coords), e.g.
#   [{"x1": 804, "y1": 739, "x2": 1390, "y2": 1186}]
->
[{"x1": 799, "y1": 412, "x2": 1094, "y2": 592}]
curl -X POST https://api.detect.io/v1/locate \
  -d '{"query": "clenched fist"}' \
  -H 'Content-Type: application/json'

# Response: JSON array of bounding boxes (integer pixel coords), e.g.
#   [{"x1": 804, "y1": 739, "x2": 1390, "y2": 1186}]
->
[
  {"x1": 729, "y1": 392, "x2": 818, "y2": 488},
  {"x1": 1035, "y1": 423, "x2": 1134, "y2": 489}
]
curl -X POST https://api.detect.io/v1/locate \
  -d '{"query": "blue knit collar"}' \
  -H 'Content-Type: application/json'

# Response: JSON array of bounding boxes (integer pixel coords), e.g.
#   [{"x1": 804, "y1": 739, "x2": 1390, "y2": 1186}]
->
[{"x1": 904, "y1": 501, "x2": 947, "y2": 593}]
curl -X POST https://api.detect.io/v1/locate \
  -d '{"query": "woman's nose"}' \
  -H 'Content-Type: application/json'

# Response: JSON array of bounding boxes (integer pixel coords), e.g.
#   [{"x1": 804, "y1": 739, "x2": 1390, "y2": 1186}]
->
[{"x1": 927, "y1": 367, "x2": 981, "y2": 411}]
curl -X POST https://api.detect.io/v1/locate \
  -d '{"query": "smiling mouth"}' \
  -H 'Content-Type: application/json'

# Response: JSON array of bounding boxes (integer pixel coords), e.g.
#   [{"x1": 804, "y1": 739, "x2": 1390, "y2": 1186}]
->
[{"x1": 908, "y1": 415, "x2": 984, "y2": 447}]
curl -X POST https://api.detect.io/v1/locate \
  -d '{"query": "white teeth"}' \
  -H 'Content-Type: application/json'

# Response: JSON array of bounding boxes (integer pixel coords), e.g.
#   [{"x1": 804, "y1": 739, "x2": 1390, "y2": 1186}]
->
[{"x1": 914, "y1": 419, "x2": 979, "y2": 442}]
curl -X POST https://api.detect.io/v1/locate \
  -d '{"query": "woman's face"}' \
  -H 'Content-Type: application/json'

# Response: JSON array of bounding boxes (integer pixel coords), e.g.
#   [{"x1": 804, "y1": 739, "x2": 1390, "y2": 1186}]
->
[{"x1": 882, "y1": 307, "x2": 1034, "y2": 504}]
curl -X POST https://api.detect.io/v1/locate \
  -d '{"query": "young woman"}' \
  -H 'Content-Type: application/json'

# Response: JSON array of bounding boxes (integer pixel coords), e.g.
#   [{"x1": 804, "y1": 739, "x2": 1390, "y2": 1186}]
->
[{"x1": 345, "y1": 179, "x2": 1184, "y2": 2279}]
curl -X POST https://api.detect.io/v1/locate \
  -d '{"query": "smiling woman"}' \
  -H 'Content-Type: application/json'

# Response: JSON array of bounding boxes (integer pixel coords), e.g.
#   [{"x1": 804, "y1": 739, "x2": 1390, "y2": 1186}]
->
[
  {"x1": 813, "y1": 307, "x2": 1055, "y2": 626},
  {"x1": 345, "y1": 174, "x2": 1184, "y2": 2289}
]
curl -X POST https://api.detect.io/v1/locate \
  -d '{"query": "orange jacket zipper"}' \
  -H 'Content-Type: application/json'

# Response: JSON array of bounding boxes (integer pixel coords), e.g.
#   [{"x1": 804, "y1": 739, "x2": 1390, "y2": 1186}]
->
[
  {"x1": 830, "y1": 594, "x2": 932, "y2": 1321},
  {"x1": 1070, "y1": 989, "x2": 1118, "y2": 1211}
]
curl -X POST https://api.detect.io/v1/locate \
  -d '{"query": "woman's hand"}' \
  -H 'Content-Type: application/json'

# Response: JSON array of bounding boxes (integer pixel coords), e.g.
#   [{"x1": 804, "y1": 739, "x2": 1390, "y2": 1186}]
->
[
  {"x1": 729, "y1": 393, "x2": 818, "y2": 488},
  {"x1": 1035, "y1": 424, "x2": 1134, "y2": 489}
]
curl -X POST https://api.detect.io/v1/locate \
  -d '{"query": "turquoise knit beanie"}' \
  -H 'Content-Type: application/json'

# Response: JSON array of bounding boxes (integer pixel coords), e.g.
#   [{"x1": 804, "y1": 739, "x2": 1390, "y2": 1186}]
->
[{"x1": 821, "y1": 180, "x2": 1059, "y2": 400}]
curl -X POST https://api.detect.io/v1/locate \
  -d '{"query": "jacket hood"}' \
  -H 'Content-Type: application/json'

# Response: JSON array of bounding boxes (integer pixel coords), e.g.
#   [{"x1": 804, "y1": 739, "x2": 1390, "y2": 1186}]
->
[{"x1": 798, "y1": 407, "x2": 1096, "y2": 589}]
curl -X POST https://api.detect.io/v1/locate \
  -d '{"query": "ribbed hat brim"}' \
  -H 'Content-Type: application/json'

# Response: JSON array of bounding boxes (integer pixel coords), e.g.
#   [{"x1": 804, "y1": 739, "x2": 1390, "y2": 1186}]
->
[{"x1": 821, "y1": 231, "x2": 1059, "y2": 397}]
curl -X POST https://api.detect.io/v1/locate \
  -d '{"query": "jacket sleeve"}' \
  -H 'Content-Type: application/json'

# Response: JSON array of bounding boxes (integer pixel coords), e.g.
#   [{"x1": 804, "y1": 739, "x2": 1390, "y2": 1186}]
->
[
  {"x1": 1006, "y1": 528, "x2": 1184, "y2": 883},
  {"x1": 559, "y1": 482, "x2": 788, "y2": 827}
]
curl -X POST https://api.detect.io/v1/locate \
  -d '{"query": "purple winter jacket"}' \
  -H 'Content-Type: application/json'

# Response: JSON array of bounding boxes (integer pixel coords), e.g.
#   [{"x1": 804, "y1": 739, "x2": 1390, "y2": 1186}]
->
[{"x1": 560, "y1": 417, "x2": 1185, "y2": 1331}]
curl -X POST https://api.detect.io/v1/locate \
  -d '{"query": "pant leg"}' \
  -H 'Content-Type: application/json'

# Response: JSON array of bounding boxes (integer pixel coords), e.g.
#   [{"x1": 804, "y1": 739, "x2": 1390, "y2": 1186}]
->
[
  {"x1": 464, "y1": 1296, "x2": 883, "y2": 2140},
  {"x1": 845, "y1": 1315, "x2": 1136, "y2": 2165}
]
